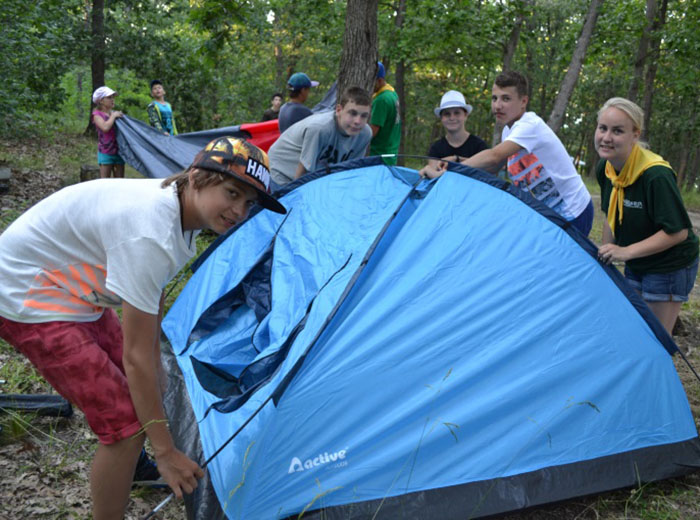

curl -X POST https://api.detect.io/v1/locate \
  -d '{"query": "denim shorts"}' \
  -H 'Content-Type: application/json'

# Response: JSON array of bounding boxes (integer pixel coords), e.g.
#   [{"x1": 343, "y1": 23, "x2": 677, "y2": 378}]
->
[
  {"x1": 624, "y1": 257, "x2": 699, "y2": 302},
  {"x1": 97, "y1": 152, "x2": 125, "y2": 165},
  {"x1": 569, "y1": 199, "x2": 594, "y2": 237}
]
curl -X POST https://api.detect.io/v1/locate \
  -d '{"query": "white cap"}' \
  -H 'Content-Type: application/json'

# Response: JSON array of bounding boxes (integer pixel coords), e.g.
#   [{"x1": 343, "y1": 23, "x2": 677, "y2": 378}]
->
[
  {"x1": 434, "y1": 90, "x2": 473, "y2": 117},
  {"x1": 92, "y1": 86, "x2": 117, "y2": 104}
]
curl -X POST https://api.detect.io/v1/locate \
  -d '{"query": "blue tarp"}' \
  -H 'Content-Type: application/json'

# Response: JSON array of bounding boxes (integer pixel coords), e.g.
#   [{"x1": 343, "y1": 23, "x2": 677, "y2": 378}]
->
[{"x1": 162, "y1": 160, "x2": 700, "y2": 519}]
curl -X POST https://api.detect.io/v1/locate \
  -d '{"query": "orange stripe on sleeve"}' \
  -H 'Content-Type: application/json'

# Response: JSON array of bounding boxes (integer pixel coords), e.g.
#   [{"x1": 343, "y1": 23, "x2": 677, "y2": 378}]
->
[
  {"x1": 82, "y1": 264, "x2": 100, "y2": 288},
  {"x1": 67, "y1": 265, "x2": 93, "y2": 297},
  {"x1": 44, "y1": 270, "x2": 79, "y2": 295},
  {"x1": 23, "y1": 299, "x2": 83, "y2": 314}
]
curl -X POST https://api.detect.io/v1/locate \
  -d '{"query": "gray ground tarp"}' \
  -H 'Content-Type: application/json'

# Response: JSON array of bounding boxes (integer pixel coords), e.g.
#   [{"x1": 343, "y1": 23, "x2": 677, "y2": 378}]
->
[
  {"x1": 115, "y1": 117, "x2": 249, "y2": 179},
  {"x1": 162, "y1": 335, "x2": 225, "y2": 520},
  {"x1": 115, "y1": 82, "x2": 337, "y2": 180}
]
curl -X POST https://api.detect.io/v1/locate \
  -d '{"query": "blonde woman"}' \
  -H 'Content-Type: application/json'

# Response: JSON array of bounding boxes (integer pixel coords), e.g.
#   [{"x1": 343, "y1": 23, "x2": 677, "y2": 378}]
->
[{"x1": 596, "y1": 97, "x2": 698, "y2": 334}]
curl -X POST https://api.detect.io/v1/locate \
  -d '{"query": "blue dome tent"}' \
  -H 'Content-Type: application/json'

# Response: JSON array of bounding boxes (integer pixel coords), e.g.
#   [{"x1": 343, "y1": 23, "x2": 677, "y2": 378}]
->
[{"x1": 159, "y1": 158, "x2": 700, "y2": 520}]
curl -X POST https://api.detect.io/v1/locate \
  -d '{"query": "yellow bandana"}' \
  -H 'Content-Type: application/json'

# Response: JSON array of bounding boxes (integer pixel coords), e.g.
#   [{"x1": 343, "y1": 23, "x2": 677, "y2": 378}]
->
[
  {"x1": 373, "y1": 83, "x2": 395, "y2": 99},
  {"x1": 605, "y1": 144, "x2": 671, "y2": 234}
]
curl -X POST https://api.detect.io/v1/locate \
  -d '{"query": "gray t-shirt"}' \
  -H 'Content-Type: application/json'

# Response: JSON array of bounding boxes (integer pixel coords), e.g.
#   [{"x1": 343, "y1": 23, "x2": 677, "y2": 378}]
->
[
  {"x1": 278, "y1": 102, "x2": 313, "y2": 133},
  {"x1": 268, "y1": 111, "x2": 372, "y2": 186}
]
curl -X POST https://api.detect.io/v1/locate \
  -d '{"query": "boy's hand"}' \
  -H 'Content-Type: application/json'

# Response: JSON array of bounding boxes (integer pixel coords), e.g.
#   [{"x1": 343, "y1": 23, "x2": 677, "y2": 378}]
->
[
  {"x1": 155, "y1": 448, "x2": 205, "y2": 499},
  {"x1": 419, "y1": 161, "x2": 447, "y2": 179},
  {"x1": 114, "y1": 110, "x2": 123, "y2": 118}
]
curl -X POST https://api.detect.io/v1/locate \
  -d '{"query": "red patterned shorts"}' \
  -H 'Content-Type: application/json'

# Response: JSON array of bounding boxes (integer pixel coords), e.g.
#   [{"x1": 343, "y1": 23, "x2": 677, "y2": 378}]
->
[{"x1": 0, "y1": 309, "x2": 142, "y2": 444}]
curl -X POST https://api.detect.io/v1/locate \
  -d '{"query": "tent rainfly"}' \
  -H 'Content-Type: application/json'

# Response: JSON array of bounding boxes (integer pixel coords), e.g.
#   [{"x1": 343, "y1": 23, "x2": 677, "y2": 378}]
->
[{"x1": 160, "y1": 158, "x2": 700, "y2": 520}]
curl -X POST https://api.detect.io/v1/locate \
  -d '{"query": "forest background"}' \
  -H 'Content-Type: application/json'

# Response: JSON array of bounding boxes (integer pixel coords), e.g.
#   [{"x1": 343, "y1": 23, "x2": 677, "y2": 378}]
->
[{"x1": 2, "y1": 0, "x2": 699, "y2": 187}]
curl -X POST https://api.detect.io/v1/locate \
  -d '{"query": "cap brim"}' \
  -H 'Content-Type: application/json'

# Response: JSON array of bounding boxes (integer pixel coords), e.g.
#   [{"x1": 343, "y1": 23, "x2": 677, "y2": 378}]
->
[
  {"x1": 240, "y1": 178, "x2": 286, "y2": 214},
  {"x1": 257, "y1": 190, "x2": 287, "y2": 214}
]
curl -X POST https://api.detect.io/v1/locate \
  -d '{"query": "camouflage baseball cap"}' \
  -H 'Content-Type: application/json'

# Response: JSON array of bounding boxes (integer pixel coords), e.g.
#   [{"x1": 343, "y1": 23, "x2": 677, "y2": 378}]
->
[{"x1": 191, "y1": 137, "x2": 286, "y2": 214}]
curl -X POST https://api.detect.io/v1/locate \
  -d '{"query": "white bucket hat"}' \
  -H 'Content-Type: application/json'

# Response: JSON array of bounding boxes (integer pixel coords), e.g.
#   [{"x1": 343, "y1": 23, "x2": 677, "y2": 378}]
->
[
  {"x1": 434, "y1": 90, "x2": 473, "y2": 117},
  {"x1": 92, "y1": 86, "x2": 117, "y2": 104}
]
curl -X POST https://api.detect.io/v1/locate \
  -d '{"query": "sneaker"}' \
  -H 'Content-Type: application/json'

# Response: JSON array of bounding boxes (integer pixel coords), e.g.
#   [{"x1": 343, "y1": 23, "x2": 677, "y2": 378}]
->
[{"x1": 133, "y1": 449, "x2": 167, "y2": 488}]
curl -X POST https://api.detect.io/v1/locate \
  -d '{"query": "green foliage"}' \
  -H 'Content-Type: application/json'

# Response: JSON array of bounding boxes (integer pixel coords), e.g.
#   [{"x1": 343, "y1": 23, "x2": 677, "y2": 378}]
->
[
  {"x1": 0, "y1": 0, "x2": 88, "y2": 136},
  {"x1": 2, "y1": 0, "x2": 700, "y2": 192}
]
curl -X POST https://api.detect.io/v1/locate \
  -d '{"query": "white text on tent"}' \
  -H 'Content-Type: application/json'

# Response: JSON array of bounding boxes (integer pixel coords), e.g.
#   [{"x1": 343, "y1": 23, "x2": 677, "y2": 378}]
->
[{"x1": 288, "y1": 449, "x2": 348, "y2": 474}]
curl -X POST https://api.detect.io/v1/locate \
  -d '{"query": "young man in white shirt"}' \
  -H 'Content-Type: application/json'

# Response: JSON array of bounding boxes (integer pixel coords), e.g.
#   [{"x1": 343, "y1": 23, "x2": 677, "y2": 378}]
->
[
  {"x1": 0, "y1": 138, "x2": 285, "y2": 519},
  {"x1": 423, "y1": 71, "x2": 593, "y2": 236}
]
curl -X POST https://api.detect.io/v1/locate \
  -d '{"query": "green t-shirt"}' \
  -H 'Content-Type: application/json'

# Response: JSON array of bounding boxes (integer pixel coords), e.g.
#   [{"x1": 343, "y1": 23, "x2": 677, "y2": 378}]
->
[
  {"x1": 596, "y1": 159, "x2": 698, "y2": 274},
  {"x1": 370, "y1": 88, "x2": 401, "y2": 165}
]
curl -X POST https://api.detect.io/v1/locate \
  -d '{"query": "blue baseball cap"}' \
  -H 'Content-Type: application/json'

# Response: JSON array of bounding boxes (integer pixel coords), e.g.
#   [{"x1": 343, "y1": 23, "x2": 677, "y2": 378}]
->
[
  {"x1": 377, "y1": 62, "x2": 386, "y2": 79},
  {"x1": 287, "y1": 73, "x2": 319, "y2": 91}
]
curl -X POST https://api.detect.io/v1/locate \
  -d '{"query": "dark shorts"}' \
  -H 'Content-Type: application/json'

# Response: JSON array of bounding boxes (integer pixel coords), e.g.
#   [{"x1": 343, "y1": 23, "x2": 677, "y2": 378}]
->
[
  {"x1": 0, "y1": 310, "x2": 141, "y2": 444},
  {"x1": 624, "y1": 257, "x2": 699, "y2": 303},
  {"x1": 569, "y1": 199, "x2": 594, "y2": 237}
]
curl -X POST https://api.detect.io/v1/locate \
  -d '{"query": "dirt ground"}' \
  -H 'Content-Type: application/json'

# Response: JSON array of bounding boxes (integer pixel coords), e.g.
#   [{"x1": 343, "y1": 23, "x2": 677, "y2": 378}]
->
[{"x1": 1, "y1": 156, "x2": 699, "y2": 519}]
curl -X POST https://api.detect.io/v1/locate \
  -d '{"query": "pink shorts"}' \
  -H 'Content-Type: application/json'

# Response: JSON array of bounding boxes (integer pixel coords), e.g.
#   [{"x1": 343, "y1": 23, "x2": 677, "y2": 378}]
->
[{"x1": 0, "y1": 310, "x2": 142, "y2": 444}]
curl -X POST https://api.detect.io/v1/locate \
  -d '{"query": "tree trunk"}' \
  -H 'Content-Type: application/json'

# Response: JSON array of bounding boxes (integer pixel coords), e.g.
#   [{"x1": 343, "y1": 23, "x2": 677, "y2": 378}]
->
[
  {"x1": 274, "y1": 44, "x2": 285, "y2": 92},
  {"x1": 684, "y1": 147, "x2": 700, "y2": 192},
  {"x1": 675, "y1": 99, "x2": 697, "y2": 186},
  {"x1": 524, "y1": 6, "x2": 538, "y2": 99},
  {"x1": 641, "y1": 0, "x2": 668, "y2": 143},
  {"x1": 493, "y1": 1, "x2": 531, "y2": 145},
  {"x1": 394, "y1": 0, "x2": 407, "y2": 164},
  {"x1": 85, "y1": 0, "x2": 105, "y2": 135},
  {"x1": 337, "y1": 0, "x2": 378, "y2": 96},
  {"x1": 502, "y1": 6, "x2": 527, "y2": 73},
  {"x1": 547, "y1": 0, "x2": 603, "y2": 133},
  {"x1": 628, "y1": 0, "x2": 657, "y2": 103}
]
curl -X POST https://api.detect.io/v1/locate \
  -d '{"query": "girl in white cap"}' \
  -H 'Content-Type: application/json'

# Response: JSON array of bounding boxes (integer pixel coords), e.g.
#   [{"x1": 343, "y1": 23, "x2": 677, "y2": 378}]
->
[{"x1": 92, "y1": 86, "x2": 125, "y2": 178}]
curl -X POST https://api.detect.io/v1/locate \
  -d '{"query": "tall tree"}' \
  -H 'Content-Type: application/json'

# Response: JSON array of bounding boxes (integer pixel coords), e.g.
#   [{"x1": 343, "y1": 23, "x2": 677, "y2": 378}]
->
[
  {"x1": 502, "y1": 2, "x2": 530, "y2": 74},
  {"x1": 628, "y1": 0, "x2": 657, "y2": 103},
  {"x1": 338, "y1": 0, "x2": 378, "y2": 96},
  {"x1": 492, "y1": 0, "x2": 532, "y2": 145},
  {"x1": 86, "y1": 0, "x2": 105, "y2": 134},
  {"x1": 641, "y1": 0, "x2": 668, "y2": 142},
  {"x1": 547, "y1": 0, "x2": 604, "y2": 133},
  {"x1": 392, "y1": 0, "x2": 407, "y2": 163}
]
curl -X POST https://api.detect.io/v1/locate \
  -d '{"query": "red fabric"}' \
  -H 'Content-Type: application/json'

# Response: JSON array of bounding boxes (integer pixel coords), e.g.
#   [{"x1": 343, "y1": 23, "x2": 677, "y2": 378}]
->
[
  {"x1": 0, "y1": 310, "x2": 142, "y2": 445},
  {"x1": 241, "y1": 120, "x2": 280, "y2": 152}
]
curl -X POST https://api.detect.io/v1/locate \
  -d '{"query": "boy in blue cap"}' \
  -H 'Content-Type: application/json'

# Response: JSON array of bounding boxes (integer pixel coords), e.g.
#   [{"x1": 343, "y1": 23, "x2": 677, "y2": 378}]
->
[{"x1": 278, "y1": 72, "x2": 319, "y2": 133}]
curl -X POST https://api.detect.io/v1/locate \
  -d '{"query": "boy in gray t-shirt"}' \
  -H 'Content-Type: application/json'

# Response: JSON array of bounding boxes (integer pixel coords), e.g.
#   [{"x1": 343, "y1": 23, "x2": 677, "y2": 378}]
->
[{"x1": 268, "y1": 86, "x2": 373, "y2": 186}]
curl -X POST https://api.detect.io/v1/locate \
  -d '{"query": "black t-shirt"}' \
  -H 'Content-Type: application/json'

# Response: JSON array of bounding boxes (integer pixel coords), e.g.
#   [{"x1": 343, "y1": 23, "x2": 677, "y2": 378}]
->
[
  {"x1": 428, "y1": 134, "x2": 489, "y2": 160},
  {"x1": 596, "y1": 159, "x2": 699, "y2": 274},
  {"x1": 262, "y1": 108, "x2": 279, "y2": 121}
]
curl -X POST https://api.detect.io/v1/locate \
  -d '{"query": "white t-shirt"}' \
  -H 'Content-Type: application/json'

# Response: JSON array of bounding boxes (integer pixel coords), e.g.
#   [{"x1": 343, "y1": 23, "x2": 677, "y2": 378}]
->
[
  {"x1": 268, "y1": 110, "x2": 372, "y2": 186},
  {"x1": 0, "y1": 179, "x2": 198, "y2": 323},
  {"x1": 502, "y1": 112, "x2": 591, "y2": 220}
]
